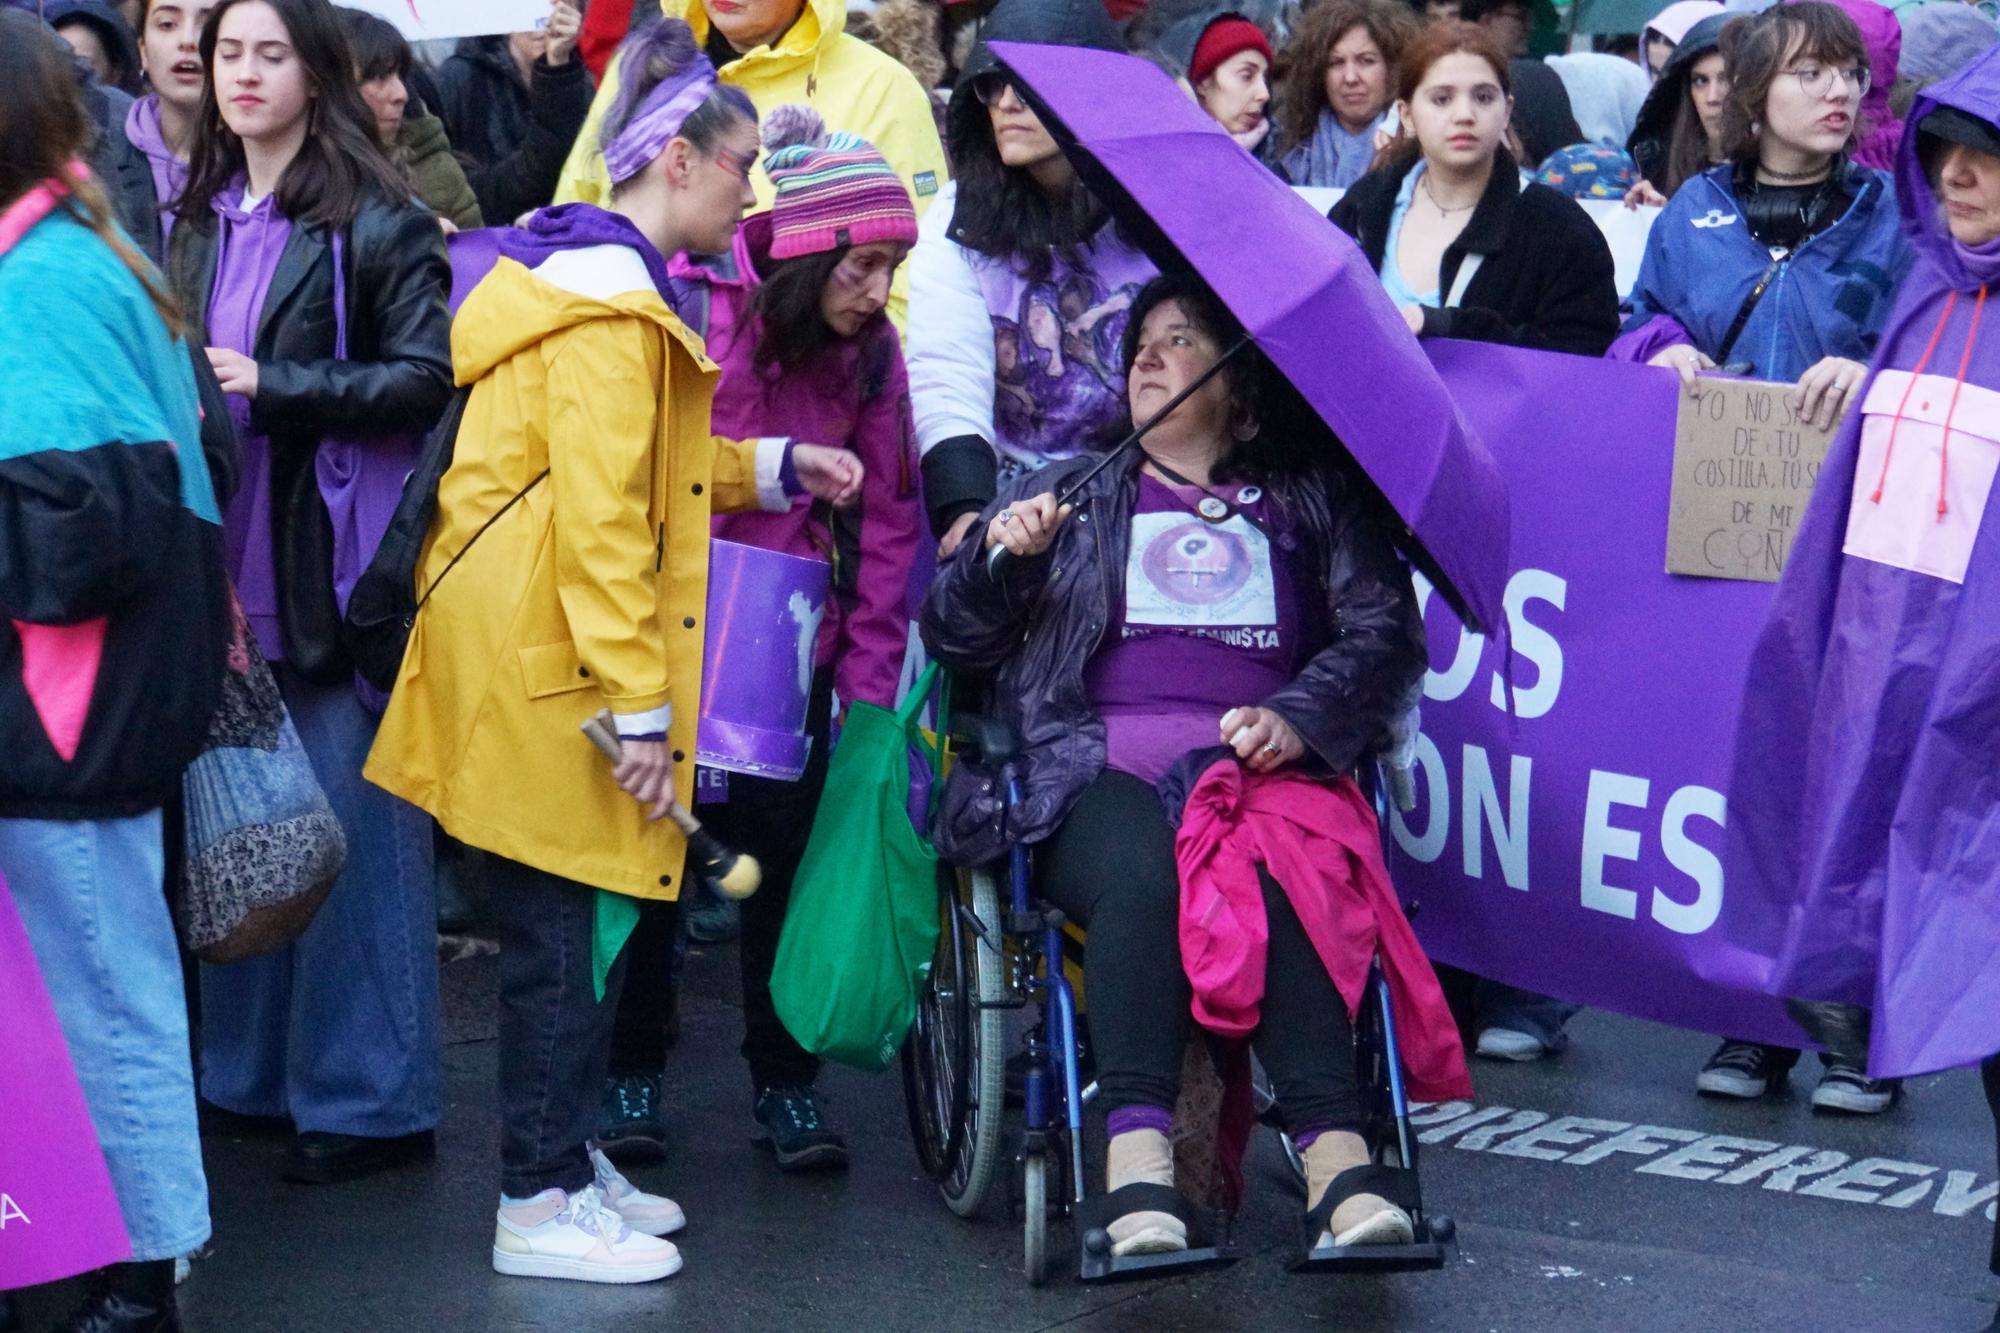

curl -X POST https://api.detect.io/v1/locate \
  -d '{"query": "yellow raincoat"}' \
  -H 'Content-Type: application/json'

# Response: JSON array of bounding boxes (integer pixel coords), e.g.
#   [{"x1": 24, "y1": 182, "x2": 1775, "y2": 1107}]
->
[
  {"x1": 365, "y1": 241, "x2": 783, "y2": 901},
  {"x1": 554, "y1": 0, "x2": 948, "y2": 326}
]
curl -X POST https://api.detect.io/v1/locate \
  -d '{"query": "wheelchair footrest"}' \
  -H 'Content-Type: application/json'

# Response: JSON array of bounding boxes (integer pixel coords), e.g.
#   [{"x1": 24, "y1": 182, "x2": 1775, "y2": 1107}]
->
[
  {"x1": 1289, "y1": 1229, "x2": 1450, "y2": 1275},
  {"x1": 1078, "y1": 1236, "x2": 1241, "y2": 1284}
]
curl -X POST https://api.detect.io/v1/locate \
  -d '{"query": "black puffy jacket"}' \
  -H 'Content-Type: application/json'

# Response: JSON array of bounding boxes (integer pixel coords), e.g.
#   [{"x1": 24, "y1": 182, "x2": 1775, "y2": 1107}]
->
[
  {"x1": 437, "y1": 38, "x2": 595, "y2": 225},
  {"x1": 1331, "y1": 149, "x2": 1620, "y2": 357},
  {"x1": 920, "y1": 450, "x2": 1425, "y2": 867},
  {"x1": 167, "y1": 192, "x2": 453, "y2": 683}
]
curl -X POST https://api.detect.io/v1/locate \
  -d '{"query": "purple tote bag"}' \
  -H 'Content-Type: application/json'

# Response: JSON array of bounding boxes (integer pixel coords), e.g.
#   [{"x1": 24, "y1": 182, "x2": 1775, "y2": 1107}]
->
[{"x1": 0, "y1": 869, "x2": 131, "y2": 1289}]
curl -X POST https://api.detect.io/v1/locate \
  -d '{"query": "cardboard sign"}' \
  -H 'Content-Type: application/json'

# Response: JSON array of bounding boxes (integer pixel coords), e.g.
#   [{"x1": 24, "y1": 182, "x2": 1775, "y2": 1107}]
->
[
  {"x1": 1666, "y1": 377, "x2": 1837, "y2": 582},
  {"x1": 343, "y1": 0, "x2": 550, "y2": 40}
]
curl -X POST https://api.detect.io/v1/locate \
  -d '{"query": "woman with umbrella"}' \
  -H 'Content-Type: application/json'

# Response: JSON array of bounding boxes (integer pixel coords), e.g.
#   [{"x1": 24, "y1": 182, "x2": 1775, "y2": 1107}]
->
[
  {"x1": 908, "y1": 0, "x2": 1157, "y2": 558},
  {"x1": 921, "y1": 272, "x2": 1467, "y2": 1262}
]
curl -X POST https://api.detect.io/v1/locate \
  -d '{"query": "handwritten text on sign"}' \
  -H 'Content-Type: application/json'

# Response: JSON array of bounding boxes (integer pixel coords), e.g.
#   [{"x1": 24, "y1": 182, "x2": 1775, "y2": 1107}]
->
[{"x1": 1667, "y1": 378, "x2": 1835, "y2": 582}]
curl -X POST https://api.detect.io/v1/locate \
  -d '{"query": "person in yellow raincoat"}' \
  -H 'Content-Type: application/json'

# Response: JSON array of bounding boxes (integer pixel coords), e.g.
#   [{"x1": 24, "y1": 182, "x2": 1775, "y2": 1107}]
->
[
  {"x1": 554, "y1": 0, "x2": 947, "y2": 326},
  {"x1": 365, "y1": 21, "x2": 861, "y2": 1285}
]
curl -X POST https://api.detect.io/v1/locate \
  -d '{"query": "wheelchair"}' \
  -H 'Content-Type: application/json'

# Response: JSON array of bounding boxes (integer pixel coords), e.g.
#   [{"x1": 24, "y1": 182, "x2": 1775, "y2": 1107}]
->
[{"x1": 899, "y1": 717, "x2": 1456, "y2": 1285}]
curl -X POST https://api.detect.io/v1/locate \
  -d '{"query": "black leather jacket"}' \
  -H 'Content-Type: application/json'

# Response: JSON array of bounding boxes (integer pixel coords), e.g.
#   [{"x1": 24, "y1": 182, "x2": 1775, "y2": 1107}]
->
[
  {"x1": 167, "y1": 192, "x2": 453, "y2": 682},
  {"x1": 920, "y1": 450, "x2": 1426, "y2": 866}
]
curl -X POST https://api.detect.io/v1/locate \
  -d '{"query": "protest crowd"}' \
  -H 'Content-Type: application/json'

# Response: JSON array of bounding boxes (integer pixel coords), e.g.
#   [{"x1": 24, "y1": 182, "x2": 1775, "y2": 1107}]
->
[{"x1": 0, "y1": 0, "x2": 1997, "y2": 1324}]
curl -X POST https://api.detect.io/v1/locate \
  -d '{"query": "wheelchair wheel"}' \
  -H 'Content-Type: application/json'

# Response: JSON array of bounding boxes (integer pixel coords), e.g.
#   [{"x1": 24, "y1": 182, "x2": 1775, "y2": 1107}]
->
[
  {"x1": 900, "y1": 865, "x2": 1007, "y2": 1217},
  {"x1": 1023, "y1": 1149, "x2": 1053, "y2": 1285}
]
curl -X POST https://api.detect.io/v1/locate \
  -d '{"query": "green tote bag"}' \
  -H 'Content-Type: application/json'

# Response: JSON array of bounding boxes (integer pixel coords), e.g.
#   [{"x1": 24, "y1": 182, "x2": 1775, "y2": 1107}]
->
[{"x1": 770, "y1": 666, "x2": 944, "y2": 1071}]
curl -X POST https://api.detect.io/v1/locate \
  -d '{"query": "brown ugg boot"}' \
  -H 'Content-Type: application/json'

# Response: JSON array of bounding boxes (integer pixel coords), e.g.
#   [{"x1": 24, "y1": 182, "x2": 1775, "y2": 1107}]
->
[
  {"x1": 1303, "y1": 1130, "x2": 1414, "y2": 1248},
  {"x1": 1105, "y1": 1128, "x2": 1187, "y2": 1256}
]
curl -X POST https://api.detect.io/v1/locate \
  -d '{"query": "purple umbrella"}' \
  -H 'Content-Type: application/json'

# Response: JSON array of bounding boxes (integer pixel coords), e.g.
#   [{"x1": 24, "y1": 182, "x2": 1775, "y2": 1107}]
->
[{"x1": 990, "y1": 39, "x2": 1510, "y2": 632}]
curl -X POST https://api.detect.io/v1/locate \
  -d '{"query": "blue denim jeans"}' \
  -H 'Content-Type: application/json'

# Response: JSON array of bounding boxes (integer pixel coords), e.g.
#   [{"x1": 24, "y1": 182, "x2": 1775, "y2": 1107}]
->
[
  {"x1": 0, "y1": 810, "x2": 210, "y2": 1261},
  {"x1": 1473, "y1": 981, "x2": 1578, "y2": 1052},
  {"x1": 199, "y1": 667, "x2": 440, "y2": 1135}
]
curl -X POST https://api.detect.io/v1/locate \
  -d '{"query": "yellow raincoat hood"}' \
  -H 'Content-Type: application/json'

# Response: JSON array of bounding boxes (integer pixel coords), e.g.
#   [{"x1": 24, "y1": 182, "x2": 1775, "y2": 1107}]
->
[{"x1": 552, "y1": 0, "x2": 947, "y2": 325}]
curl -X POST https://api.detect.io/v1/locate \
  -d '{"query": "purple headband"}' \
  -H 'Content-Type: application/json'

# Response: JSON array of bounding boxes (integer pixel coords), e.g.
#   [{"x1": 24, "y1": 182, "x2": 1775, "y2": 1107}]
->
[{"x1": 603, "y1": 63, "x2": 722, "y2": 185}]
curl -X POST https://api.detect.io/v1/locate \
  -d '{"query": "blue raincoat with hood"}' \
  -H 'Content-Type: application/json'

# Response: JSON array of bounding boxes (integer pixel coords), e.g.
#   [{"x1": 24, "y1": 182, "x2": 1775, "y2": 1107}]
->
[{"x1": 1723, "y1": 46, "x2": 2000, "y2": 1080}]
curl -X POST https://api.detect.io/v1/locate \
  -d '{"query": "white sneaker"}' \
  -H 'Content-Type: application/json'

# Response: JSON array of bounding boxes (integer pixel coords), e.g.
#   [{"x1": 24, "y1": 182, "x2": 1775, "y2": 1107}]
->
[
  {"x1": 1476, "y1": 1027, "x2": 1552, "y2": 1062},
  {"x1": 492, "y1": 1185, "x2": 682, "y2": 1283},
  {"x1": 589, "y1": 1143, "x2": 686, "y2": 1237}
]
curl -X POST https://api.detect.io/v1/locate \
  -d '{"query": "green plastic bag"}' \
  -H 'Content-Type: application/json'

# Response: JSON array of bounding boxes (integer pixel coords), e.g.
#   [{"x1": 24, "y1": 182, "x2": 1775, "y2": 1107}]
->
[{"x1": 770, "y1": 666, "x2": 944, "y2": 1071}]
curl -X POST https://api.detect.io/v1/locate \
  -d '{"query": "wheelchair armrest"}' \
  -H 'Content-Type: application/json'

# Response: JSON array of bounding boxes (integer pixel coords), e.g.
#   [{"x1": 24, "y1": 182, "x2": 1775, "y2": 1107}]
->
[{"x1": 949, "y1": 715, "x2": 1022, "y2": 767}]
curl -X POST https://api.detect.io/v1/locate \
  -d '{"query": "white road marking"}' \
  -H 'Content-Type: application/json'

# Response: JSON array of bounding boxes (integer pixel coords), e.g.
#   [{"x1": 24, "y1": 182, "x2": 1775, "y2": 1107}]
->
[{"x1": 1410, "y1": 1101, "x2": 1999, "y2": 1222}]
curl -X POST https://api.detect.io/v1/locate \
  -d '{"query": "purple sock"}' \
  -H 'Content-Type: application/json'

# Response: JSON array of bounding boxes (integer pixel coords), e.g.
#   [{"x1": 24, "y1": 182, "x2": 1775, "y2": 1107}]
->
[
  {"x1": 1106, "y1": 1104, "x2": 1173, "y2": 1140},
  {"x1": 1293, "y1": 1123, "x2": 1339, "y2": 1152}
]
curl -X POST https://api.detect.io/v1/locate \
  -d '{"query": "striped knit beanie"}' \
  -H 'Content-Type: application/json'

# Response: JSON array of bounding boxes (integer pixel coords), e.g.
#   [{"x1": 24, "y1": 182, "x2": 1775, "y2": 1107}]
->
[{"x1": 761, "y1": 105, "x2": 919, "y2": 260}]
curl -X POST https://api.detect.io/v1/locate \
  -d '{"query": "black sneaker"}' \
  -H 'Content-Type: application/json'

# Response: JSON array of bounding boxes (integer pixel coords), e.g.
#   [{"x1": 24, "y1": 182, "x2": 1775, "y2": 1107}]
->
[
  {"x1": 1811, "y1": 1060, "x2": 1900, "y2": 1114},
  {"x1": 597, "y1": 1073, "x2": 667, "y2": 1162},
  {"x1": 1695, "y1": 1040, "x2": 1789, "y2": 1098},
  {"x1": 752, "y1": 1085, "x2": 849, "y2": 1172}
]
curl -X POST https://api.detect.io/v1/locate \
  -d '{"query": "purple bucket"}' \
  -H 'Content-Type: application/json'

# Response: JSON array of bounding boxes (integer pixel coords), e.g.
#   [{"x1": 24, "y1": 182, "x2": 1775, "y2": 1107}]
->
[{"x1": 698, "y1": 540, "x2": 830, "y2": 781}]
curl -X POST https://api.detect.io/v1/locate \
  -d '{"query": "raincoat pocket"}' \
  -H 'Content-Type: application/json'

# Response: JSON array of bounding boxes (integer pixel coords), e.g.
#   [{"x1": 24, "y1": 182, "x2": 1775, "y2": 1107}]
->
[
  {"x1": 517, "y1": 640, "x2": 594, "y2": 699},
  {"x1": 1845, "y1": 370, "x2": 2000, "y2": 583}
]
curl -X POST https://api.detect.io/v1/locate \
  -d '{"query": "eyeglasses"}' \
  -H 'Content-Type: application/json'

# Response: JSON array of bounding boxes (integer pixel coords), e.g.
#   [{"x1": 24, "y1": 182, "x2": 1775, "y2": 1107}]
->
[
  {"x1": 971, "y1": 71, "x2": 1017, "y2": 107},
  {"x1": 713, "y1": 144, "x2": 759, "y2": 182},
  {"x1": 1783, "y1": 63, "x2": 1871, "y2": 99}
]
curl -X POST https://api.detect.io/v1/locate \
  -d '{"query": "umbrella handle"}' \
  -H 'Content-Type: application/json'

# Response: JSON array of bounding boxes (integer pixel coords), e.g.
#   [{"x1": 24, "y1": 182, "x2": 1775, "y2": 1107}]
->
[{"x1": 984, "y1": 334, "x2": 1253, "y2": 585}]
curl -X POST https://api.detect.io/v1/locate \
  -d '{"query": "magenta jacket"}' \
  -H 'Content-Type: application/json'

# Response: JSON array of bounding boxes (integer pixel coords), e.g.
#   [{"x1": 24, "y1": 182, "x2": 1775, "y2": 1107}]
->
[{"x1": 670, "y1": 216, "x2": 924, "y2": 710}]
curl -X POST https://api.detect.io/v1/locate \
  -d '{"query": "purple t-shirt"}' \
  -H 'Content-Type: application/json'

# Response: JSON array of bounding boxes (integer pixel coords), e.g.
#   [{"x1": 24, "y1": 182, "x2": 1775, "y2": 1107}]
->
[{"x1": 1084, "y1": 474, "x2": 1310, "y2": 783}]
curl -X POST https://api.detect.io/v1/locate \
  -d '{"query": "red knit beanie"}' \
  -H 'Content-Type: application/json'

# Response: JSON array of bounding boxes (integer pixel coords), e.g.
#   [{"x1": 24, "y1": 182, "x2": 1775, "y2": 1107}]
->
[{"x1": 1189, "y1": 17, "x2": 1274, "y2": 86}]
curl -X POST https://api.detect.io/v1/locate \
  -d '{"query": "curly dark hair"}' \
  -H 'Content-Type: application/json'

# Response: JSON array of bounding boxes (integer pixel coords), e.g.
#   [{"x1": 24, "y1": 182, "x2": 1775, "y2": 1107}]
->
[
  {"x1": 1274, "y1": 0, "x2": 1419, "y2": 157},
  {"x1": 744, "y1": 246, "x2": 850, "y2": 375},
  {"x1": 1118, "y1": 272, "x2": 1316, "y2": 486}
]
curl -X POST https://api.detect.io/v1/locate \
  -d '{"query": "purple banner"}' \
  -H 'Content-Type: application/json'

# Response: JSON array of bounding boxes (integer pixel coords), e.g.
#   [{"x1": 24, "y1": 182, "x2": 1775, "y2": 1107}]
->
[{"x1": 1390, "y1": 342, "x2": 1808, "y2": 1048}]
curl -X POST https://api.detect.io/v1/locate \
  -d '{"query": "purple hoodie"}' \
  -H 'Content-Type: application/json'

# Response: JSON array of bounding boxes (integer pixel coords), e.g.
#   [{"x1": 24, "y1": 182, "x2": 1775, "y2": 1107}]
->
[
  {"x1": 209, "y1": 180, "x2": 294, "y2": 654},
  {"x1": 1723, "y1": 46, "x2": 2000, "y2": 1078},
  {"x1": 123, "y1": 94, "x2": 186, "y2": 243}
]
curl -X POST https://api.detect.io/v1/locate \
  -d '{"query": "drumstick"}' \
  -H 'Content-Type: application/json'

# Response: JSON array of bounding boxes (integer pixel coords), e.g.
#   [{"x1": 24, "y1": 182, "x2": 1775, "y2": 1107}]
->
[{"x1": 581, "y1": 712, "x2": 762, "y2": 900}]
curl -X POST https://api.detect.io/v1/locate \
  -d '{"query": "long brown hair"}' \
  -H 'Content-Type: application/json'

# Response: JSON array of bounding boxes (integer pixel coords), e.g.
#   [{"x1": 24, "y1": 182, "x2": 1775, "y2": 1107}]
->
[
  {"x1": 1275, "y1": 0, "x2": 1419, "y2": 156},
  {"x1": 1717, "y1": 2, "x2": 1866, "y2": 164},
  {"x1": 1379, "y1": 21, "x2": 1512, "y2": 175},
  {"x1": 0, "y1": 11, "x2": 183, "y2": 336},
  {"x1": 177, "y1": 0, "x2": 408, "y2": 231},
  {"x1": 1660, "y1": 38, "x2": 1729, "y2": 196}
]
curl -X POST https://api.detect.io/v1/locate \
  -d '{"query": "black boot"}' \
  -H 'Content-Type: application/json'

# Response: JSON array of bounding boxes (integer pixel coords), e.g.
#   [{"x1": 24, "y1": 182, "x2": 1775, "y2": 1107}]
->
[{"x1": 54, "y1": 1260, "x2": 178, "y2": 1332}]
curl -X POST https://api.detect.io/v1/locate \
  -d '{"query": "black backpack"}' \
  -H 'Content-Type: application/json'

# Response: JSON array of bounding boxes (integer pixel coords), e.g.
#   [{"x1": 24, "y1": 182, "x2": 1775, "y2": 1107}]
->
[{"x1": 344, "y1": 387, "x2": 547, "y2": 691}]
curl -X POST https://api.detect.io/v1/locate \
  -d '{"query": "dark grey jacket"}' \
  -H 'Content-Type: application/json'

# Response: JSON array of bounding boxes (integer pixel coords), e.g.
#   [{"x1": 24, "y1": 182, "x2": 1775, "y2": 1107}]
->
[{"x1": 920, "y1": 450, "x2": 1425, "y2": 866}]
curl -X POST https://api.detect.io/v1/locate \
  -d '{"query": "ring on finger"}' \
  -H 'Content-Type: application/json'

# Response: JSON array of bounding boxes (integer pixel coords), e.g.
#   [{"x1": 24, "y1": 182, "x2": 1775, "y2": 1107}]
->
[{"x1": 1262, "y1": 741, "x2": 1281, "y2": 756}]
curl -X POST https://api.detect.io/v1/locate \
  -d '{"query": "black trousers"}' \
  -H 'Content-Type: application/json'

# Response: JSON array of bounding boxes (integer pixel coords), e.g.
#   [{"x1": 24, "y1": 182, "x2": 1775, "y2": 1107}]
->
[
  {"x1": 1985, "y1": 1053, "x2": 2000, "y2": 1276},
  {"x1": 607, "y1": 674, "x2": 833, "y2": 1093},
  {"x1": 1035, "y1": 768, "x2": 1361, "y2": 1135},
  {"x1": 488, "y1": 854, "x2": 629, "y2": 1197}
]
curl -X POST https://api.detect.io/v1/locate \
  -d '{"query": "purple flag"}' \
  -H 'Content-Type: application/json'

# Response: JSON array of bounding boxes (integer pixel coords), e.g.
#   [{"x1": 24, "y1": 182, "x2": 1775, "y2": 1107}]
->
[{"x1": 0, "y1": 870, "x2": 130, "y2": 1289}]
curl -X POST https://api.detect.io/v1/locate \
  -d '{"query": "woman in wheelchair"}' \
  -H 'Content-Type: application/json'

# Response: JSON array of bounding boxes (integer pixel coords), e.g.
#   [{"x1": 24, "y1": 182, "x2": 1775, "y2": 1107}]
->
[{"x1": 922, "y1": 272, "x2": 1459, "y2": 1261}]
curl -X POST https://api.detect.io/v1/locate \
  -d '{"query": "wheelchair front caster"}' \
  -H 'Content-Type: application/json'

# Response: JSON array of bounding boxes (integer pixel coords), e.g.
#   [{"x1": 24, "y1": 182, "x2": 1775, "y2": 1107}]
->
[
  {"x1": 1023, "y1": 1151, "x2": 1053, "y2": 1285},
  {"x1": 1083, "y1": 1228, "x2": 1111, "y2": 1258},
  {"x1": 1429, "y1": 1215, "x2": 1456, "y2": 1244}
]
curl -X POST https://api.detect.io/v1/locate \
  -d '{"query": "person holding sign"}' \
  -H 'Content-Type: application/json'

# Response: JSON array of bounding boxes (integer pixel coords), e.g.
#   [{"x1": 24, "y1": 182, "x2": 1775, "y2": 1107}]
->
[
  {"x1": 1329, "y1": 23, "x2": 1621, "y2": 357},
  {"x1": 1613, "y1": 3, "x2": 1911, "y2": 431},
  {"x1": 365, "y1": 20, "x2": 863, "y2": 1282},
  {"x1": 922, "y1": 274, "x2": 1461, "y2": 1261},
  {"x1": 1726, "y1": 42, "x2": 2000, "y2": 1144}
]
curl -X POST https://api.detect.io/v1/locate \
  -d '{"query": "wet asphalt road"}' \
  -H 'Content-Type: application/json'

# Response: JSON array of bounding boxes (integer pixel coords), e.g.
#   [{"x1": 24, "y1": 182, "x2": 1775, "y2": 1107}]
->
[{"x1": 15, "y1": 941, "x2": 1999, "y2": 1332}]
